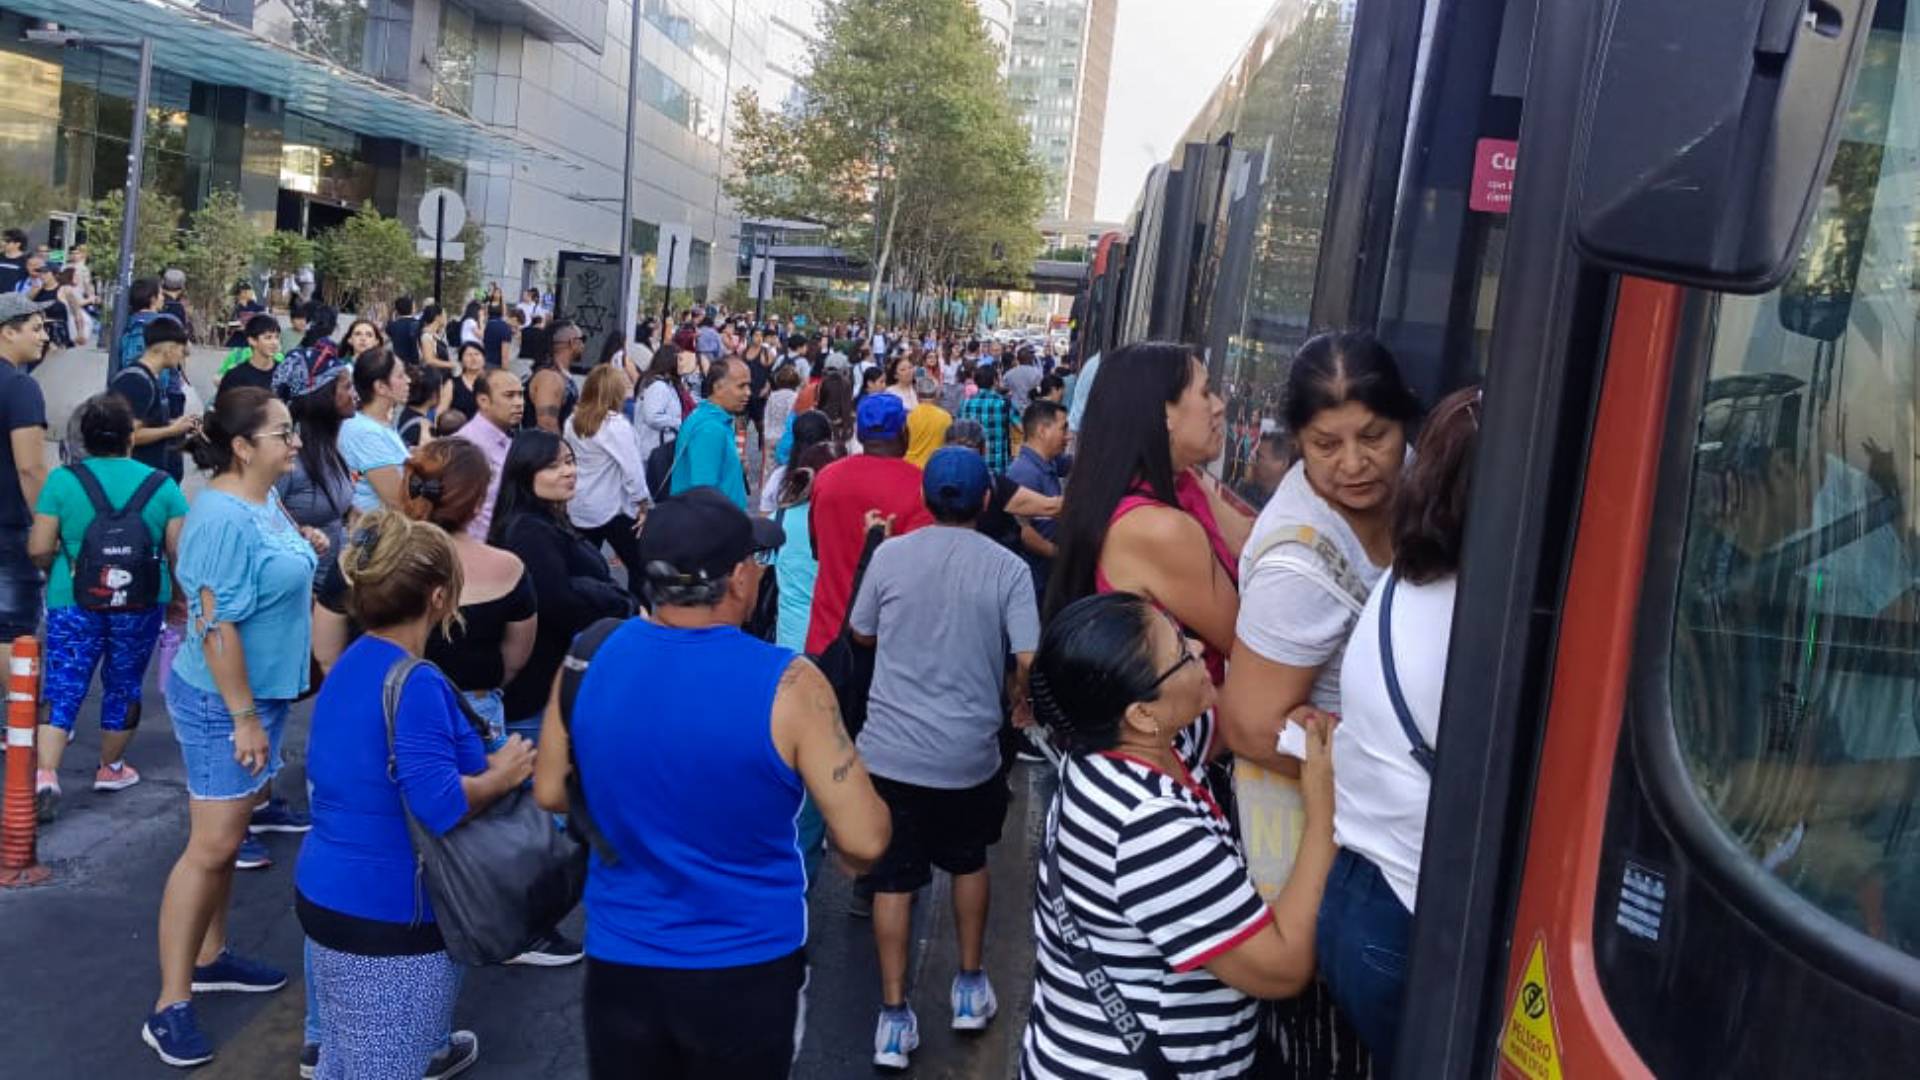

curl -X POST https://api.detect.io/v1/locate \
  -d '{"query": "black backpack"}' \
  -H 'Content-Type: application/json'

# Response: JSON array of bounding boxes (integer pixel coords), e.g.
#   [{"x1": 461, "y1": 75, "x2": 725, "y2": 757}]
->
[{"x1": 67, "y1": 465, "x2": 168, "y2": 612}]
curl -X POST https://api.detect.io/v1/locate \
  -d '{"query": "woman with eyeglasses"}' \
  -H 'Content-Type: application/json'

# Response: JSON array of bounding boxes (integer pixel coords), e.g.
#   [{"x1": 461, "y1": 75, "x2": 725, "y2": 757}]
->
[
  {"x1": 1020, "y1": 592, "x2": 1335, "y2": 1079},
  {"x1": 142, "y1": 387, "x2": 324, "y2": 1068}
]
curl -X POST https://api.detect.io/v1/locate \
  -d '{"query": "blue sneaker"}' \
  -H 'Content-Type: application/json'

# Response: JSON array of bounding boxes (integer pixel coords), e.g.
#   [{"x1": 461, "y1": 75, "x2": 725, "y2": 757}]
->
[
  {"x1": 143, "y1": 1001, "x2": 215, "y2": 1067},
  {"x1": 950, "y1": 971, "x2": 998, "y2": 1031},
  {"x1": 191, "y1": 948, "x2": 288, "y2": 994},
  {"x1": 234, "y1": 835, "x2": 272, "y2": 870},
  {"x1": 250, "y1": 797, "x2": 312, "y2": 834},
  {"x1": 872, "y1": 1004, "x2": 919, "y2": 1070}
]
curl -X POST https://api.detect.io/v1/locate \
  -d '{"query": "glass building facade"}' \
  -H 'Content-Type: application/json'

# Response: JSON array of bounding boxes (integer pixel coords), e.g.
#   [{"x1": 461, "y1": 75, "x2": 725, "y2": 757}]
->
[
  {"x1": 1006, "y1": 0, "x2": 1114, "y2": 221},
  {"x1": 0, "y1": 0, "x2": 775, "y2": 301}
]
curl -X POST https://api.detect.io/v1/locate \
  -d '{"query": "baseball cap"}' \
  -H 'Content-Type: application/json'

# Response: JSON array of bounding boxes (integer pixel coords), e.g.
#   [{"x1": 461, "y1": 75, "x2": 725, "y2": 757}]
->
[
  {"x1": 0, "y1": 293, "x2": 51, "y2": 323},
  {"x1": 638, "y1": 487, "x2": 786, "y2": 589},
  {"x1": 822, "y1": 353, "x2": 851, "y2": 375},
  {"x1": 857, "y1": 392, "x2": 907, "y2": 441},
  {"x1": 922, "y1": 447, "x2": 991, "y2": 519}
]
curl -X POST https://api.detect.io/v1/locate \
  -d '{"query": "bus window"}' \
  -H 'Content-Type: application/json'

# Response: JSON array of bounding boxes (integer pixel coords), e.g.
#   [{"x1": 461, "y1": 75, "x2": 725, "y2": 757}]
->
[{"x1": 1670, "y1": 2, "x2": 1920, "y2": 955}]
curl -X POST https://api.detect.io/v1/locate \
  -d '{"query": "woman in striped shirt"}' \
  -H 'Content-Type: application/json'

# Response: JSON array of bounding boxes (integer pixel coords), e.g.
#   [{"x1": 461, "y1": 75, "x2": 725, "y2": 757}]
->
[{"x1": 1021, "y1": 592, "x2": 1337, "y2": 1079}]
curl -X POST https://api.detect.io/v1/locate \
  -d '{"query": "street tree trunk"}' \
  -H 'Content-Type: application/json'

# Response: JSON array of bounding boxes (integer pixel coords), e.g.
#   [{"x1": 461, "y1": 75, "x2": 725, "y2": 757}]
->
[{"x1": 867, "y1": 184, "x2": 900, "y2": 330}]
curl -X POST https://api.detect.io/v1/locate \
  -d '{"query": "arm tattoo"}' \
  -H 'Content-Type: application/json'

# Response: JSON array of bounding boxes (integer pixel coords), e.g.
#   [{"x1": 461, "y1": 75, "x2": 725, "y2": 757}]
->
[{"x1": 832, "y1": 753, "x2": 857, "y2": 782}]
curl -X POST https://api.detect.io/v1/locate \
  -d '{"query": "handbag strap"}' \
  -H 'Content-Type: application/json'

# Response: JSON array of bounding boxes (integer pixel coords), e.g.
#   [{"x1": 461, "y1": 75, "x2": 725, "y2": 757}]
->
[
  {"x1": 559, "y1": 616, "x2": 627, "y2": 865},
  {"x1": 1378, "y1": 573, "x2": 1437, "y2": 775},
  {"x1": 835, "y1": 524, "x2": 889, "y2": 640},
  {"x1": 1043, "y1": 814, "x2": 1180, "y2": 1080}
]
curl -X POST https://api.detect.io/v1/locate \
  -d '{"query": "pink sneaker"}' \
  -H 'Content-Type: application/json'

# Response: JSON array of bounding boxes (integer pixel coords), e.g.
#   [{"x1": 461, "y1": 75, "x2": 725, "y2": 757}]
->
[{"x1": 94, "y1": 762, "x2": 141, "y2": 792}]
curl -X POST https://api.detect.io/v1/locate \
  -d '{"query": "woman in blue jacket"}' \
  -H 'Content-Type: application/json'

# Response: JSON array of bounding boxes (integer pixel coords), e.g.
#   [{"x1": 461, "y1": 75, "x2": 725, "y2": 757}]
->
[{"x1": 296, "y1": 512, "x2": 535, "y2": 1079}]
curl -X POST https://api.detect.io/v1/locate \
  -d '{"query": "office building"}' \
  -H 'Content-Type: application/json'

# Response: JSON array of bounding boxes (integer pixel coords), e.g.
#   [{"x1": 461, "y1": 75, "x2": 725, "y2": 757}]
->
[
  {"x1": 1006, "y1": 0, "x2": 1114, "y2": 220},
  {"x1": 977, "y1": 0, "x2": 1014, "y2": 73},
  {"x1": 0, "y1": 0, "x2": 772, "y2": 307}
]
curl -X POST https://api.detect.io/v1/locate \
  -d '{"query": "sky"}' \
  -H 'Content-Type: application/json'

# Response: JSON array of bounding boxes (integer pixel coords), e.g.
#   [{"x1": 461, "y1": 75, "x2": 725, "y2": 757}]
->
[{"x1": 1093, "y1": 0, "x2": 1276, "y2": 222}]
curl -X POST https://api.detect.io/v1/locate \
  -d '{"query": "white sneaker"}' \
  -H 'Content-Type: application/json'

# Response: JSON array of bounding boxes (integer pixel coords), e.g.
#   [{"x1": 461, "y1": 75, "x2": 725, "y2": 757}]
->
[
  {"x1": 950, "y1": 972, "x2": 998, "y2": 1031},
  {"x1": 872, "y1": 1005, "x2": 920, "y2": 1069}
]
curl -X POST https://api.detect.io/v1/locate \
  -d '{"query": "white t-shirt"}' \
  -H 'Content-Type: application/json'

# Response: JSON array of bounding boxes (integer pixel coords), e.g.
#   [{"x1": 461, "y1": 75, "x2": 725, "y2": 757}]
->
[
  {"x1": 1235, "y1": 463, "x2": 1389, "y2": 713},
  {"x1": 1333, "y1": 573, "x2": 1456, "y2": 912}
]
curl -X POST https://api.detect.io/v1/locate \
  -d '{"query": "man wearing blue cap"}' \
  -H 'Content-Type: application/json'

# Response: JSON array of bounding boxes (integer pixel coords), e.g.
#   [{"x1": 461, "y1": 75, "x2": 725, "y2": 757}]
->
[
  {"x1": 846, "y1": 447, "x2": 1039, "y2": 1069},
  {"x1": 803, "y1": 392, "x2": 932, "y2": 654}
]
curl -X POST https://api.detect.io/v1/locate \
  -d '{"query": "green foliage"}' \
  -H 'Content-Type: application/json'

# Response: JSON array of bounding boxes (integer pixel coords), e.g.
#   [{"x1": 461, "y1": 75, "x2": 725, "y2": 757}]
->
[
  {"x1": 258, "y1": 230, "x2": 316, "y2": 305},
  {"x1": 315, "y1": 204, "x2": 422, "y2": 318},
  {"x1": 0, "y1": 165, "x2": 59, "y2": 236},
  {"x1": 83, "y1": 188, "x2": 185, "y2": 288},
  {"x1": 726, "y1": 0, "x2": 1049, "y2": 321},
  {"x1": 175, "y1": 190, "x2": 264, "y2": 342}
]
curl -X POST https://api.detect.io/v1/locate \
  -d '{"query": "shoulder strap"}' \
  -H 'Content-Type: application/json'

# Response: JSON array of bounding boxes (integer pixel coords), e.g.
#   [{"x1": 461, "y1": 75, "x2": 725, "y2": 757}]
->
[
  {"x1": 1043, "y1": 811, "x2": 1181, "y2": 1080},
  {"x1": 559, "y1": 617, "x2": 627, "y2": 865},
  {"x1": 836, "y1": 524, "x2": 888, "y2": 640},
  {"x1": 68, "y1": 461, "x2": 114, "y2": 517},
  {"x1": 382, "y1": 657, "x2": 429, "y2": 784},
  {"x1": 1378, "y1": 573, "x2": 1437, "y2": 775},
  {"x1": 1244, "y1": 524, "x2": 1371, "y2": 610},
  {"x1": 122, "y1": 469, "x2": 169, "y2": 518}
]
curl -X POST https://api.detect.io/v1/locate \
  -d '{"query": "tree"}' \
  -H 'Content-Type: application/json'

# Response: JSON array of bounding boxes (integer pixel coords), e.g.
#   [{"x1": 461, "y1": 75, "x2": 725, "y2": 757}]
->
[
  {"x1": 726, "y1": 0, "x2": 1048, "y2": 327},
  {"x1": 314, "y1": 204, "x2": 421, "y2": 318},
  {"x1": 83, "y1": 188, "x2": 185, "y2": 310},
  {"x1": 175, "y1": 190, "x2": 265, "y2": 342},
  {"x1": 258, "y1": 230, "x2": 316, "y2": 308}
]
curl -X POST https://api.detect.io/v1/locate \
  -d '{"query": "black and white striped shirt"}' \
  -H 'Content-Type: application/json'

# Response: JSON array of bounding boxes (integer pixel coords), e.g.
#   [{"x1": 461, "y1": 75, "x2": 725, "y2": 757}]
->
[{"x1": 1020, "y1": 714, "x2": 1272, "y2": 1078}]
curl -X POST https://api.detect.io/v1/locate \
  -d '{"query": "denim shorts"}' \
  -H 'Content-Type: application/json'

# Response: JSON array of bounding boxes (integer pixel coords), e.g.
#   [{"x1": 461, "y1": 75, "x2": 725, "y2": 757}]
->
[
  {"x1": 464, "y1": 688, "x2": 507, "y2": 752},
  {"x1": 166, "y1": 668, "x2": 290, "y2": 801},
  {"x1": 0, "y1": 528, "x2": 44, "y2": 640}
]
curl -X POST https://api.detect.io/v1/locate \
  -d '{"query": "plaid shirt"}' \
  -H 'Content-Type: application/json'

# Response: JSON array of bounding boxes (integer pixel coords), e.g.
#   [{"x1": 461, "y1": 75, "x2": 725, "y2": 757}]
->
[{"x1": 960, "y1": 389, "x2": 1014, "y2": 472}]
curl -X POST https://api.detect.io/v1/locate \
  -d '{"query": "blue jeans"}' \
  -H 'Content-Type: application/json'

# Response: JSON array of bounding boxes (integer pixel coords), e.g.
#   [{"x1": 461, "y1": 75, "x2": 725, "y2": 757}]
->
[
  {"x1": 164, "y1": 670, "x2": 288, "y2": 800},
  {"x1": 465, "y1": 689, "x2": 507, "y2": 752},
  {"x1": 1316, "y1": 848, "x2": 1415, "y2": 1072}
]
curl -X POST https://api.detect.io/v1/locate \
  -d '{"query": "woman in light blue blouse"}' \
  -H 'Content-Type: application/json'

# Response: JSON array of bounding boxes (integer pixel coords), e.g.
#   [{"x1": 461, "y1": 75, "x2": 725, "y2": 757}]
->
[
  {"x1": 142, "y1": 388, "x2": 328, "y2": 1069},
  {"x1": 338, "y1": 347, "x2": 412, "y2": 514}
]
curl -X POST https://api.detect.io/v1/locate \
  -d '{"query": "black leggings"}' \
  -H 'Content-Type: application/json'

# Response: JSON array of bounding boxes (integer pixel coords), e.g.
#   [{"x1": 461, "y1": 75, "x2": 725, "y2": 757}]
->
[
  {"x1": 583, "y1": 949, "x2": 807, "y2": 1079},
  {"x1": 579, "y1": 515, "x2": 644, "y2": 601}
]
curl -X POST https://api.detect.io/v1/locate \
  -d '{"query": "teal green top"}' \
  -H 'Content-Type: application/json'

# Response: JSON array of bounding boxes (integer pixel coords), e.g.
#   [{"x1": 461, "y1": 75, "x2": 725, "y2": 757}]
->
[
  {"x1": 34, "y1": 457, "x2": 189, "y2": 610},
  {"x1": 670, "y1": 400, "x2": 748, "y2": 509}
]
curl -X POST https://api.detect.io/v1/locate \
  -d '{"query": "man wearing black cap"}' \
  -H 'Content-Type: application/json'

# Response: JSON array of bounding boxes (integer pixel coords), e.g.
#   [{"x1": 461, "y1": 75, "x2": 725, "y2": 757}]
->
[
  {"x1": 847, "y1": 448, "x2": 1038, "y2": 1068},
  {"x1": 534, "y1": 487, "x2": 890, "y2": 1077}
]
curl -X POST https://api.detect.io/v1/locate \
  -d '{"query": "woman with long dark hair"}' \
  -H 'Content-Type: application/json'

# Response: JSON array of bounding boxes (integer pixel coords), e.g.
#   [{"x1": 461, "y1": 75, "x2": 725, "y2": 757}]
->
[
  {"x1": 817, "y1": 371, "x2": 858, "y2": 453},
  {"x1": 1314, "y1": 386, "x2": 1476, "y2": 1072},
  {"x1": 488, "y1": 430, "x2": 630, "y2": 757},
  {"x1": 1218, "y1": 329, "x2": 1419, "y2": 1079},
  {"x1": 1019, "y1": 592, "x2": 1335, "y2": 1079},
  {"x1": 273, "y1": 349, "x2": 355, "y2": 583},
  {"x1": 634, "y1": 343, "x2": 687, "y2": 465},
  {"x1": 299, "y1": 305, "x2": 340, "y2": 352},
  {"x1": 448, "y1": 341, "x2": 487, "y2": 420},
  {"x1": 339, "y1": 348, "x2": 411, "y2": 513},
  {"x1": 1043, "y1": 341, "x2": 1250, "y2": 674},
  {"x1": 761, "y1": 409, "x2": 835, "y2": 515}
]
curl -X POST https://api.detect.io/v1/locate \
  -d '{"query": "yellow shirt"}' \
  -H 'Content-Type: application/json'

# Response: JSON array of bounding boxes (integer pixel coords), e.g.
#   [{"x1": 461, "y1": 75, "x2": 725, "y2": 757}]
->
[{"x1": 904, "y1": 402, "x2": 953, "y2": 468}]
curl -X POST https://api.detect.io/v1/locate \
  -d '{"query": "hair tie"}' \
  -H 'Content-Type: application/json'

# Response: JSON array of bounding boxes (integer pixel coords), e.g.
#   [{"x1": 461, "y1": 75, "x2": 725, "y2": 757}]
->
[
  {"x1": 350, "y1": 523, "x2": 381, "y2": 572},
  {"x1": 408, "y1": 475, "x2": 444, "y2": 502}
]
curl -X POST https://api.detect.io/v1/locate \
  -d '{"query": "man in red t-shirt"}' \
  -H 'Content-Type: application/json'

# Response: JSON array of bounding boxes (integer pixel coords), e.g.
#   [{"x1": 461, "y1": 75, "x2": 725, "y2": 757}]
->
[{"x1": 805, "y1": 394, "x2": 932, "y2": 653}]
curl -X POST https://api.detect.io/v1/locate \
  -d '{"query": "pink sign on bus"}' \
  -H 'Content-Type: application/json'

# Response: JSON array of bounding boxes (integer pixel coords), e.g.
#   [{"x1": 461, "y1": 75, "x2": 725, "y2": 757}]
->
[{"x1": 1471, "y1": 138, "x2": 1518, "y2": 214}]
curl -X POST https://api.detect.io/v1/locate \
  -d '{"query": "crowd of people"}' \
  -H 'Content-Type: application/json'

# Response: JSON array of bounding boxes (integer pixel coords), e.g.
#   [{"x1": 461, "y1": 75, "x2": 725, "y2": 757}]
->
[{"x1": 0, "y1": 272, "x2": 1483, "y2": 1079}]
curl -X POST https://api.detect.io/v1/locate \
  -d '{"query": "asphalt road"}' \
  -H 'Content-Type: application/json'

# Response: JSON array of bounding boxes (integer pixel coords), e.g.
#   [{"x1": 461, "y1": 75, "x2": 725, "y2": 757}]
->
[{"x1": 0, "y1": 660, "x2": 1049, "y2": 1079}]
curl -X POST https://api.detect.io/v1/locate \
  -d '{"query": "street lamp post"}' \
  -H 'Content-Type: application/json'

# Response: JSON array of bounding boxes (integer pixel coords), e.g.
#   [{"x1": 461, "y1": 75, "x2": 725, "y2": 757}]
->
[
  {"x1": 26, "y1": 29, "x2": 152, "y2": 361},
  {"x1": 615, "y1": 0, "x2": 644, "y2": 357}
]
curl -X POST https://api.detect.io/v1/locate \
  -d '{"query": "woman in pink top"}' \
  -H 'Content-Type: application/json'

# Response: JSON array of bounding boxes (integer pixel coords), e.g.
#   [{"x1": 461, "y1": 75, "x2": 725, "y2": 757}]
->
[{"x1": 1046, "y1": 341, "x2": 1252, "y2": 682}]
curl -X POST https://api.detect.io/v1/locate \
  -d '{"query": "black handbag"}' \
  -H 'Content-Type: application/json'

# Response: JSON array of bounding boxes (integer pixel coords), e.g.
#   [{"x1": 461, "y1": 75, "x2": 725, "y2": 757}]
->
[
  {"x1": 745, "y1": 505, "x2": 785, "y2": 642},
  {"x1": 381, "y1": 657, "x2": 586, "y2": 966},
  {"x1": 810, "y1": 523, "x2": 886, "y2": 737}
]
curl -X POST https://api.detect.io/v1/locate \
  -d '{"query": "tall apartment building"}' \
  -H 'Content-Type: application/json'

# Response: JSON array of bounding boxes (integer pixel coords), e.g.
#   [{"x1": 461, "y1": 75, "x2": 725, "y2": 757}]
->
[
  {"x1": 1006, "y1": 0, "x2": 1114, "y2": 221},
  {"x1": 977, "y1": 0, "x2": 1015, "y2": 73},
  {"x1": 764, "y1": 0, "x2": 827, "y2": 114},
  {"x1": 0, "y1": 0, "x2": 772, "y2": 305}
]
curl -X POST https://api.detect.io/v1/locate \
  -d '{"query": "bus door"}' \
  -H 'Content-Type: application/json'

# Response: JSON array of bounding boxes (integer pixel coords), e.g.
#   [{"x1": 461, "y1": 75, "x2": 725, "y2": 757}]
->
[{"x1": 1402, "y1": 0, "x2": 1917, "y2": 1076}]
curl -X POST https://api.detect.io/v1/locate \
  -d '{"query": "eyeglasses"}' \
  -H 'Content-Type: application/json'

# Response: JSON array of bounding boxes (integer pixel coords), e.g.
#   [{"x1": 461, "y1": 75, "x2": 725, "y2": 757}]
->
[
  {"x1": 752, "y1": 546, "x2": 779, "y2": 566},
  {"x1": 249, "y1": 426, "x2": 298, "y2": 444},
  {"x1": 1146, "y1": 644, "x2": 1199, "y2": 692}
]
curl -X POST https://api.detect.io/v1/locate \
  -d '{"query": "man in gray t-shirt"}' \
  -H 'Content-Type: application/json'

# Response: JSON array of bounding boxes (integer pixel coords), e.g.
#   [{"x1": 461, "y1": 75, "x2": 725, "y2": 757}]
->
[{"x1": 848, "y1": 447, "x2": 1038, "y2": 1061}]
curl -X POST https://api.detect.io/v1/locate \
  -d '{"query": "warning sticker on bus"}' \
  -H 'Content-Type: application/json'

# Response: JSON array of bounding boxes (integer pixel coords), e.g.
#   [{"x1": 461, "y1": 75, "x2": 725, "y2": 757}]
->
[
  {"x1": 1500, "y1": 936, "x2": 1563, "y2": 1080},
  {"x1": 1471, "y1": 138, "x2": 1518, "y2": 214}
]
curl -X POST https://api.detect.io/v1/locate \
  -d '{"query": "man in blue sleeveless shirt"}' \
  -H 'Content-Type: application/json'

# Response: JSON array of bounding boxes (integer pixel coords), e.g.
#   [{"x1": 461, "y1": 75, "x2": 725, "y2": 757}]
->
[{"x1": 534, "y1": 486, "x2": 891, "y2": 1079}]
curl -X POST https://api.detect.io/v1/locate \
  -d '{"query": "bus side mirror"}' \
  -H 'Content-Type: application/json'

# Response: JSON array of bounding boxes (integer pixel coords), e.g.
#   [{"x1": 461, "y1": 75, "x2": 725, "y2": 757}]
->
[{"x1": 1572, "y1": 0, "x2": 1872, "y2": 293}]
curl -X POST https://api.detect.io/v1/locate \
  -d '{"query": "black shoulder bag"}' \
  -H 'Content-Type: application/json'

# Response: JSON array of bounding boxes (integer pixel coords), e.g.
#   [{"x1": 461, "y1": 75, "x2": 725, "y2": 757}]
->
[
  {"x1": 1378, "y1": 573, "x2": 1438, "y2": 775},
  {"x1": 382, "y1": 658, "x2": 585, "y2": 965},
  {"x1": 556, "y1": 617, "x2": 626, "y2": 865},
  {"x1": 1043, "y1": 820, "x2": 1180, "y2": 1080},
  {"x1": 810, "y1": 523, "x2": 887, "y2": 737}
]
